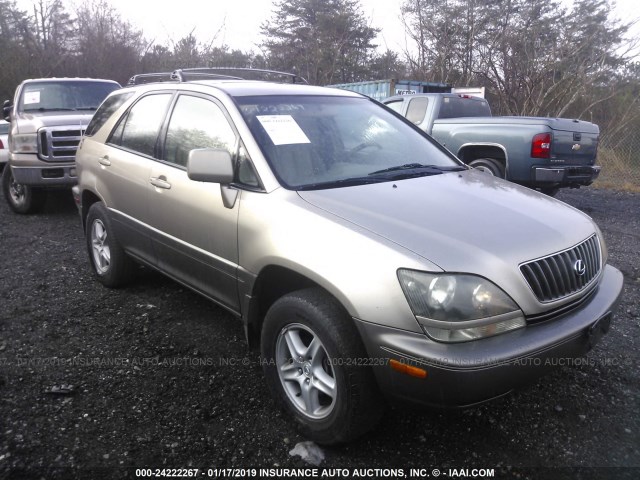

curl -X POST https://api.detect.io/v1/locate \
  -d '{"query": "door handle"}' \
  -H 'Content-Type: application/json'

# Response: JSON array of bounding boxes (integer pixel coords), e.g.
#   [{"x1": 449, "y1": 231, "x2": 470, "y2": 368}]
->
[
  {"x1": 150, "y1": 176, "x2": 172, "y2": 190},
  {"x1": 98, "y1": 156, "x2": 111, "y2": 166}
]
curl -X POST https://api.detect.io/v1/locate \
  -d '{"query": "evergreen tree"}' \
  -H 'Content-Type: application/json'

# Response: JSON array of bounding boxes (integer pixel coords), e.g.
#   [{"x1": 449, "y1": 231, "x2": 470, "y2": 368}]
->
[{"x1": 260, "y1": 0, "x2": 379, "y2": 85}]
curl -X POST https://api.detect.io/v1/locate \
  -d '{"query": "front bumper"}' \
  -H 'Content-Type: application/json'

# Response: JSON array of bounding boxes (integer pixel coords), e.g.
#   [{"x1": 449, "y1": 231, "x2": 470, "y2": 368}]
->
[
  {"x1": 11, "y1": 165, "x2": 77, "y2": 187},
  {"x1": 354, "y1": 264, "x2": 623, "y2": 408},
  {"x1": 532, "y1": 165, "x2": 601, "y2": 187}
]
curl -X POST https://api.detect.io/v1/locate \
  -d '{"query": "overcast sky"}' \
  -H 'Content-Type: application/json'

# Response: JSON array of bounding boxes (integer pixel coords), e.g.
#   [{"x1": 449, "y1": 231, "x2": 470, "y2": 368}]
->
[
  {"x1": 103, "y1": 0, "x2": 409, "y2": 52},
  {"x1": 108, "y1": 0, "x2": 639, "y2": 54},
  {"x1": 16, "y1": 0, "x2": 640, "y2": 54}
]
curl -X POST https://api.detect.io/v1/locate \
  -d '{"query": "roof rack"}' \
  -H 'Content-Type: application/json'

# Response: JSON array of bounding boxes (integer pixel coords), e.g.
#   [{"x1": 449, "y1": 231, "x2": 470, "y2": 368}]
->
[
  {"x1": 127, "y1": 72, "x2": 175, "y2": 85},
  {"x1": 127, "y1": 67, "x2": 308, "y2": 86}
]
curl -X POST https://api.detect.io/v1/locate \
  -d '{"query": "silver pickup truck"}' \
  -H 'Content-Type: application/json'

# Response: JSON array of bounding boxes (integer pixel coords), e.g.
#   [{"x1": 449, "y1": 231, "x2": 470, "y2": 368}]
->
[
  {"x1": 2, "y1": 77, "x2": 120, "y2": 213},
  {"x1": 383, "y1": 93, "x2": 601, "y2": 196}
]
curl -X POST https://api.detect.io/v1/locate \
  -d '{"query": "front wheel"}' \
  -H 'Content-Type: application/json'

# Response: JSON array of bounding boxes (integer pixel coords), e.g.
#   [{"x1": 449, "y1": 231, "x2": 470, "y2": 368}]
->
[
  {"x1": 85, "y1": 202, "x2": 134, "y2": 288},
  {"x1": 261, "y1": 288, "x2": 384, "y2": 444},
  {"x1": 2, "y1": 166, "x2": 46, "y2": 214},
  {"x1": 469, "y1": 158, "x2": 505, "y2": 178}
]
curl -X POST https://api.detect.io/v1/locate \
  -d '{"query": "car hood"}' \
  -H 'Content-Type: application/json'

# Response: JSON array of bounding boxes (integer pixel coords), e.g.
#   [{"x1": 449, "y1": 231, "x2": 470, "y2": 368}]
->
[
  {"x1": 15, "y1": 111, "x2": 94, "y2": 133},
  {"x1": 297, "y1": 169, "x2": 597, "y2": 275}
]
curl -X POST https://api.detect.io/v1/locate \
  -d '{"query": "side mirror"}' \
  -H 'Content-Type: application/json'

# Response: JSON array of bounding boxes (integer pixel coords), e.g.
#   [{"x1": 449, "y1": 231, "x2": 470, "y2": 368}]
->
[
  {"x1": 3, "y1": 100, "x2": 12, "y2": 122},
  {"x1": 187, "y1": 148, "x2": 234, "y2": 184}
]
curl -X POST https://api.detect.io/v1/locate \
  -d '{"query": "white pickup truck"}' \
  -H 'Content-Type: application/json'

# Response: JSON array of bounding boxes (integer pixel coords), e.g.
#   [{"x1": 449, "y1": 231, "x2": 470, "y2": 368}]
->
[{"x1": 2, "y1": 77, "x2": 120, "y2": 213}]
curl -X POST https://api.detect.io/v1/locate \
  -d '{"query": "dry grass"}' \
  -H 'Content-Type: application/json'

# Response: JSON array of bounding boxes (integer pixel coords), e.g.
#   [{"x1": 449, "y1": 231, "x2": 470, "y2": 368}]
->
[{"x1": 595, "y1": 146, "x2": 640, "y2": 193}]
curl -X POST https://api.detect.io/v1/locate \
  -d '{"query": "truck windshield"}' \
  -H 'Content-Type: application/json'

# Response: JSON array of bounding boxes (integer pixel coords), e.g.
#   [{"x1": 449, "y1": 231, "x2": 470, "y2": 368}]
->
[
  {"x1": 19, "y1": 81, "x2": 120, "y2": 112},
  {"x1": 237, "y1": 95, "x2": 461, "y2": 190}
]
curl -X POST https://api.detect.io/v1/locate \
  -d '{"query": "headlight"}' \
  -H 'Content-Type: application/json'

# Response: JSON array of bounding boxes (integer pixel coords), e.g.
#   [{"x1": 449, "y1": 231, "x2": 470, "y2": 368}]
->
[
  {"x1": 11, "y1": 133, "x2": 38, "y2": 154},
  {"x1": 398, "y1": 269, "x2": 526, "y2": 343}
]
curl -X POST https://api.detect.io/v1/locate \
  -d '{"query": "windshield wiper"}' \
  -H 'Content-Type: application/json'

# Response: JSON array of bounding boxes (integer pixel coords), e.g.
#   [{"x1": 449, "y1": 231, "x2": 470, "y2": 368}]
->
[
  {"x1": 368, "y1": 163, "x2": 466, "y2": 176},
  {"x1": 297, "y1": 176, "x2": 388, "y2": 191},
  {"x1": 75, "y1": 107, "x2": 98, "y2": 111},
  {"x1": 23, "y1": 107, "x2": 76, "y2": 112}
]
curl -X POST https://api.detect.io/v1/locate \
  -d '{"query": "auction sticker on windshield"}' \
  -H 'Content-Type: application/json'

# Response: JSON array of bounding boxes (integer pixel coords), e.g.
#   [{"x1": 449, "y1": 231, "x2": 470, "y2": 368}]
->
[
  {"x1": 257, "y1": 115, "x2": 311, "y2": 145},
  {"x1": 24, "y1": 91, "x2": 41, "y2": 104}
]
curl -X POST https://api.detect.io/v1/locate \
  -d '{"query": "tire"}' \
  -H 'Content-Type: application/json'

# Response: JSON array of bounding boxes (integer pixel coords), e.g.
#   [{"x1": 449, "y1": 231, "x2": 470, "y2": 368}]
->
[
  {"x1": 85, "y1": 202, "x2": 134, "y2": 288},
  {"x1": 2, "y1": 166, "x2": 46, "y2": 214},
  {"x1": 469, "y1": 158, "x2": 505, "y2": 178},
  {"x1": 261, "y1": 288, "x2": 385, "y2": 445}
]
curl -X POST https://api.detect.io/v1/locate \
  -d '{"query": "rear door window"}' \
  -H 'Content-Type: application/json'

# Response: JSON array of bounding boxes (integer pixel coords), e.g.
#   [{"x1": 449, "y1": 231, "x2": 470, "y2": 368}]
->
[{"x1": 109, "y1": 93, "x2": 172, "y2": 157}]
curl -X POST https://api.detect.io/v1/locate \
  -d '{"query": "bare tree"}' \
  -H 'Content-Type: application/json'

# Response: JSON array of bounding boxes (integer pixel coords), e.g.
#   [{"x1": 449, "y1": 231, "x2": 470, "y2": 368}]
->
[
  {"x1": 401, "y1": 0, "x2": 635, "y2": 118},
  {"x1": 29, "y1": 0, "x2": 74, "y2": 75},
  {"x1": 72, "y1": 0, "x2": 143, "y2": 83},
  {"x1": 0, "y1": 0, "x2": 33, "y2": 99}
]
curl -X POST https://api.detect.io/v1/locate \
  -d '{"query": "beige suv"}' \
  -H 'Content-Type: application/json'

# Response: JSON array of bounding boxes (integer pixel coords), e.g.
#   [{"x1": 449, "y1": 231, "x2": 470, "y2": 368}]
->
[{"x1": 73, "y1": 69, "x2": 623, "y2": 444}]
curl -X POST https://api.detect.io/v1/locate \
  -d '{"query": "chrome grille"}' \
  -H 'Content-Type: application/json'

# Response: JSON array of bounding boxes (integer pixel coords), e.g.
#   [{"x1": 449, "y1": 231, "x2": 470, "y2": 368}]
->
[
  {"x1": 38, "y1": 126, "x2": 84, "y2": 162},
  {"x1": 520, "y1": 235, "x2": 601, "y2": 303}
]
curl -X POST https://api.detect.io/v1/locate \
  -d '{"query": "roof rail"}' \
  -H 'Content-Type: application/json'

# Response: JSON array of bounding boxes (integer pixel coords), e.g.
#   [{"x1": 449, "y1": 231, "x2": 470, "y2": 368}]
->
[
  {"x1": 127, "y1": 72, "x2": 175, "y2": 85},
  {"x1": 128, "y1": 67, "x2": 308, "y2": 86},
  {"x1": 173, "y1": 68, "x2": 308, "y2": 84}
]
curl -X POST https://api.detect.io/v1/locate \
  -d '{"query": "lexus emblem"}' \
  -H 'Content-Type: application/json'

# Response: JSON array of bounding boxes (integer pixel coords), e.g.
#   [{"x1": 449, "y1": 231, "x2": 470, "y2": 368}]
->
[{"x1": 574, "y1": 259, "x2": 586, "y2": 276}]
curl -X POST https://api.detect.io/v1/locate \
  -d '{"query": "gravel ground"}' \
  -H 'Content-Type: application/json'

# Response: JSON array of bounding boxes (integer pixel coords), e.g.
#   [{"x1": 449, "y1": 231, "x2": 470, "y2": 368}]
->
[{"x1": 0, "y1": 183, "x2": 638, "y2": 480}]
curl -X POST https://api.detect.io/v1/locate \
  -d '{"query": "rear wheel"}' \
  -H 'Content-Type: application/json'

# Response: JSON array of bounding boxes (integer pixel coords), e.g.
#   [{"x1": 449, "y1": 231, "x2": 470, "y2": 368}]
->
[
  {"x1": 85, "y1": 202, "x2": 134, "y2": 287},
  {"x1": 2, "y1": 166, "x2": 46, "y2": 214},
  {"x1": 261, "y1": 288, "x2": 384, "y2": 444},
  {"x1": 469, "y1": 158, "x2": 505, "y2": 178}
]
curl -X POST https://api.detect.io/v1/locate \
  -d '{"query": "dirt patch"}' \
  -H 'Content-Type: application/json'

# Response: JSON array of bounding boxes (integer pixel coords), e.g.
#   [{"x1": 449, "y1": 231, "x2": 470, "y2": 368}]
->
[{"x1": 0, "y1": 186, "x2": 638, "y2": 479}]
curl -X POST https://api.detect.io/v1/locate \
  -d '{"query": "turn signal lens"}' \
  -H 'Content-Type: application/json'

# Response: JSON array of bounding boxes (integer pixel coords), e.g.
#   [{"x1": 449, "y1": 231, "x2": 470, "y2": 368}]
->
[{"x1": 390, "y1": 359, "x2": 428, "y2": 379}]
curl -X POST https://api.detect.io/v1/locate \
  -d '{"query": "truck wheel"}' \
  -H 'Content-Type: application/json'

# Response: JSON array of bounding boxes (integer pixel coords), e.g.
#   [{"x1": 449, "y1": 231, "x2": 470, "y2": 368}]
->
[
  {"x1": 261, "y1": 288, "x2": 384, "y2": 445},
  {"x1": 86, "y1": 202, "x2": 134, "y2": 287},
  {"x1": 469, "y1": 158, "x2": 505, "y2": 178},
  {"x1": 2, "y1": 166, "x2": 46, "y2": 214}
]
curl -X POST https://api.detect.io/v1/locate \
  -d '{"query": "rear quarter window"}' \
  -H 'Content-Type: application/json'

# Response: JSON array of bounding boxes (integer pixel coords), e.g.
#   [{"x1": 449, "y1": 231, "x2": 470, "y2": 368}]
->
[{"x1": 85, "y1": 92, "x2": 134, "y2": 137}]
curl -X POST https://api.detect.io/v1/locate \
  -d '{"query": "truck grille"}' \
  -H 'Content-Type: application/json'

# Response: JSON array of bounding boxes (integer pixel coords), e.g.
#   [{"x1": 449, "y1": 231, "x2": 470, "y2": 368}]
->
[
  {"x1": 520, "y1": 235, "x2": 601, "y2": 303},
  {"x1": 38, "y1": 127, "x2": 84, "y2": 162}
]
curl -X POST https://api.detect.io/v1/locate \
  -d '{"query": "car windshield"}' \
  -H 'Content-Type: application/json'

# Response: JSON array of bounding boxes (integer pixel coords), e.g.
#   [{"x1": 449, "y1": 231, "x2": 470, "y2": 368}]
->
[
  {"x1": 236, "y1": 95, "x2": 462, "y2": 190},
  {"x1": 19, "y1": 81, "x2": 119, "y2": 112}
]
